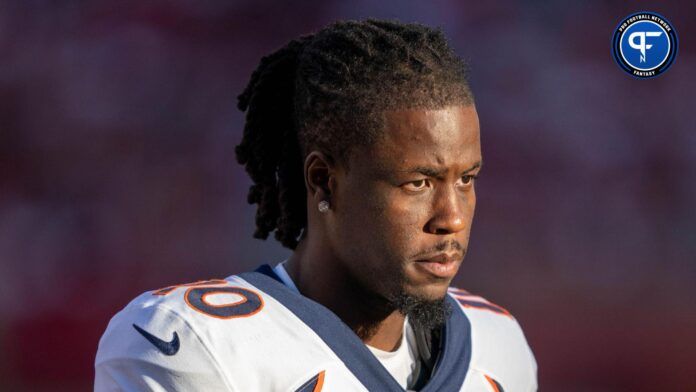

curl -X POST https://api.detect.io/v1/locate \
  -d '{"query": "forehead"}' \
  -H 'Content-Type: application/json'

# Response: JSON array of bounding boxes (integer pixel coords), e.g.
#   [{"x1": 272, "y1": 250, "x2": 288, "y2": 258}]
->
[{"x1": 369, "y1": 105, "x2": 481, "y2": 173}]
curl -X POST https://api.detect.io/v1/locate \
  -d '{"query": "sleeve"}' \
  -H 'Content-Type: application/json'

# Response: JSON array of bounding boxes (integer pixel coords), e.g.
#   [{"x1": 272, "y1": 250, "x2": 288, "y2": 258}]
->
[{"x1": 95, "y1": 303, "x2": 235, "y2": 392}]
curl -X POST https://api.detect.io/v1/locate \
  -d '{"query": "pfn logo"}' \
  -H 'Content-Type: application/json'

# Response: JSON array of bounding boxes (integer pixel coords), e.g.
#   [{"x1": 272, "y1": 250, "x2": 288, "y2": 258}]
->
[
  {"x1": 612, "y1": 12, "x2": 678, "y2": 78},
  {"x1": 628, "y1": 31, "x2": 662, "y2": 63}
]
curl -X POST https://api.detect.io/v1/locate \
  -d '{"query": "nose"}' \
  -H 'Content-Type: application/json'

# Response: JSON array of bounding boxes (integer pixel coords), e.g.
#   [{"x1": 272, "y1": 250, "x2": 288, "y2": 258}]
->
[{"x1": 424, "y1": 186, "x2": 471, "y2": 235}]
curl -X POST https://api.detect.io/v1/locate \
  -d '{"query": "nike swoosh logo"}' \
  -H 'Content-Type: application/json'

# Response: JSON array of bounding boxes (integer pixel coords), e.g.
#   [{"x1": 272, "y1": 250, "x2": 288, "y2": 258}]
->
[{"x1": 132, "y1": 323, "x2": 180, "y2": 356}]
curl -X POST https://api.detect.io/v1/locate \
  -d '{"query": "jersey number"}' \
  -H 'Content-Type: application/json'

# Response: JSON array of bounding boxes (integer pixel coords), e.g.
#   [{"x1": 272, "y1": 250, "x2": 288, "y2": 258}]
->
[{"x1": 153, "y1": 280, "x2": 264, "y2": 319}]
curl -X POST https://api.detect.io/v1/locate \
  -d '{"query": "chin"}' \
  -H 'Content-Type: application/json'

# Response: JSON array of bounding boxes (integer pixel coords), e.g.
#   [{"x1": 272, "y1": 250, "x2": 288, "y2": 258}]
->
[
  {"x1": 404, "y1": 280, "x2": 451, "y2": 302},
  {"x1": 401, "y1": 265, "x2": 455, "y2": 300}
]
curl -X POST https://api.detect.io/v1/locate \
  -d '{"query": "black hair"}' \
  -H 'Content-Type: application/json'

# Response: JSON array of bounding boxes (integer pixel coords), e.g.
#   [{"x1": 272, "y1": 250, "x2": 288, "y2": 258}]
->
[{"x1": 235, "y1": 19, "x2": 474, "y2": 249}]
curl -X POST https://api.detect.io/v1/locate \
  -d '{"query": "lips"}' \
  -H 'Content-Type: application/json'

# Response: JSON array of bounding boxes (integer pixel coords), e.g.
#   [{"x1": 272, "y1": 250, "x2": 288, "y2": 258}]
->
[{"x1": 415, "y1": 253, "x2": 462, "y2": 279}]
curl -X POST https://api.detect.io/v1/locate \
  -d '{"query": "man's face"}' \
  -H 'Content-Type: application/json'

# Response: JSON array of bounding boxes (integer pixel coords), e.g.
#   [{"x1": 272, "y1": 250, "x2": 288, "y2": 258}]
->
[{"x1": 329, "y1": 105, "x2": 482, "y2": 304}]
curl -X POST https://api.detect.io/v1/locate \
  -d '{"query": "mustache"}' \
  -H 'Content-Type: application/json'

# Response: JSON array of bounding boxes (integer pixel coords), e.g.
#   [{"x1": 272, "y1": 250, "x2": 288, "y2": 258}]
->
[{"x1": 413, "y1": 240, "x2": 466, "y2": 259}]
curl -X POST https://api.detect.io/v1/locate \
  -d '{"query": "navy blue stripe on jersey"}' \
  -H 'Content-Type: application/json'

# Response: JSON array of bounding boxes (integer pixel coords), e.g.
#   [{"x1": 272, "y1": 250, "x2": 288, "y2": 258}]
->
[
  {"x1": 242, "y1": 267, "x2": 402, "y2": 391},
  {"x1": 241, "y1": 264, "x2": 472, "y2": 391},
  {"x1": 420, "y1": 294, "x2": 472, "y2": 392}
]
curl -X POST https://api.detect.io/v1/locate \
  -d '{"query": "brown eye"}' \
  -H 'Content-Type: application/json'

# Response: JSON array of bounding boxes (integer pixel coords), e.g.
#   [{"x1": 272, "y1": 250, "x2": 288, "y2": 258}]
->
[
  {"x1": 459, "y1": 175, "x2": 477, "y2": 186},
  {"x1": 403, "y1": 179, "x2": 429, "y2": 192}
]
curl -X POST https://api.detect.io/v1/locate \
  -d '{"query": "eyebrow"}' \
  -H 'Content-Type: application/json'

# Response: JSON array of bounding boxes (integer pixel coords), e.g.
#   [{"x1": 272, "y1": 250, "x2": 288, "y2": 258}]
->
[{"x1": 400, "y1": 161, "x2": 482, "y2": 178}]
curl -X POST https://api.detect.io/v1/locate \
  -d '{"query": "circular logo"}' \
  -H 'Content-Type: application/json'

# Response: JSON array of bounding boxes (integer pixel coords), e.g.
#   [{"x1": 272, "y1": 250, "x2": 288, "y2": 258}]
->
[{"x1": 612, "y1": 12, "x2": 678, "y2": 78}]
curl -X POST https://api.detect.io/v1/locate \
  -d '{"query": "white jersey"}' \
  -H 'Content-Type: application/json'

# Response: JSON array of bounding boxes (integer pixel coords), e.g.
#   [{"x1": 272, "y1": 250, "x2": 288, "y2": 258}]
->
[{"x1": 95, "y1": 264, "x2": 537, "y2": 391}]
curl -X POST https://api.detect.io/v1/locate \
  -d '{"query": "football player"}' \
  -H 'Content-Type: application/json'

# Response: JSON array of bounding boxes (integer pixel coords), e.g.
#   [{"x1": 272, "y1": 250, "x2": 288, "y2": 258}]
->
[{"x1": 95, "y1": 19, "x2": 537, "y2": 391}]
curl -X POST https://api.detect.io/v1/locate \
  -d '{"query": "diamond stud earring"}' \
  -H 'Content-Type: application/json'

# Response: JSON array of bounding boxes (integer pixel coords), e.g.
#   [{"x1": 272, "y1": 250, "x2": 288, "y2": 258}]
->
[{"x1": 318, "y1": 200, "x2": 330, "y2": 213}]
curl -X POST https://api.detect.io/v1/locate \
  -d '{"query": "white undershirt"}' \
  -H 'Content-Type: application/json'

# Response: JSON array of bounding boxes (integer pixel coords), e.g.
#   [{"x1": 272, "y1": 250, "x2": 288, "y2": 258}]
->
[{"x1": 273, "y1": 261, "x2": 421, "y2": 390}]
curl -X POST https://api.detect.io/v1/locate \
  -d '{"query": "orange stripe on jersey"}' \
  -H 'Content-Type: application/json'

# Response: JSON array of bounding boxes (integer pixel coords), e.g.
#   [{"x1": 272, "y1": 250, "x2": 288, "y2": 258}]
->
[
  {"x1": 314, "y1": 370, "x2": 325, "y2": 392},
  {"x1": 447, "y1": 287, "x2": 471, "y2": 295},
  {"x1": 484, "y1": 374, "x2": 504, "y2": 392},
  {"x1": 451, "y1": 293, "x2": 513, "y2": 319},
  {"x1": 450, "y1": 292, "x2": 480, "y2": 301},
  {"x1": 450, "y1": 293, "x2": 486, "y2": 302},
  {"x1": 456, "y1": 299, "x2": 513, "y2": 318}
]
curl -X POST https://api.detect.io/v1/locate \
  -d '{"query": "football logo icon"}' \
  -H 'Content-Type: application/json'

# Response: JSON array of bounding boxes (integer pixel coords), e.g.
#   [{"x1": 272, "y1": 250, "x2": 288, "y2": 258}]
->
[{"x1": 612, "y1": 12, "x2": 678, "y2": 78}]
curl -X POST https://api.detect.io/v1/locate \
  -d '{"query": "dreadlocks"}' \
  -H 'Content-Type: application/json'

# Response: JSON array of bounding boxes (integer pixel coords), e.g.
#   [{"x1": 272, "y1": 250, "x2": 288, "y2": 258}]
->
[{"x1": 235, "y1": 19, "x2": 474, "y2": 249}]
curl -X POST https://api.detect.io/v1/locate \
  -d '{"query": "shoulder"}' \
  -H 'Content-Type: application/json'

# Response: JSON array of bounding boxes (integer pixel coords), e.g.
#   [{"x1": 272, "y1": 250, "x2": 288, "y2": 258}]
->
[
  {"x1": 95, "y1": 274, "x2": 356, "y2": 391},
  {"x1": 95, "y1": 277, "x2": 254, "y2": 391},
  {"x1": 447, "y1": 286, "x2": 538, "y2": 391},
  {"x1": 95, "y1": 275, "x2": 275, "y2": 362}
]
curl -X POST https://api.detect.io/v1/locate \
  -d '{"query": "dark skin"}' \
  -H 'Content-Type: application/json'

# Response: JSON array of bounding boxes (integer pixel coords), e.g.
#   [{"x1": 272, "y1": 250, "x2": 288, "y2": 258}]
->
[{"x1": 286, "y1": 105, "x2": 482, "y2": 351}]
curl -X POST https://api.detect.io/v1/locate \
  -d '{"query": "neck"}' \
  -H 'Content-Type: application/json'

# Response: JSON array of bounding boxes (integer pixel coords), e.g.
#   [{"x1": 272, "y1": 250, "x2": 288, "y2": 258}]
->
[{"x1": 285, "y1": 236, "x2": 405, "y2": 351}]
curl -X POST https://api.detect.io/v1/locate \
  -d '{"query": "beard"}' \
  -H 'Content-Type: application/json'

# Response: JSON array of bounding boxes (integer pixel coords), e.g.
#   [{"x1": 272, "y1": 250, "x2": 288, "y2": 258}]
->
[
  {"x1": 387, "y1": 287, "x2": 453, "y2": 331},
  {"x1": 341, "y1": 251, "x2": 456, "y2": 334},
  {"x1": 372, "y1": 258, "x2": 453, "y2": 330}
]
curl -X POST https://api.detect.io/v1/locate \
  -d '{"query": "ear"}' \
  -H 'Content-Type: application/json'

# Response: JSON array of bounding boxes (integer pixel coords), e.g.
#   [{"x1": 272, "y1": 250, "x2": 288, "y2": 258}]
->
[{"x1": 303, "y1": 151, "x2": 336, "y2": 204}]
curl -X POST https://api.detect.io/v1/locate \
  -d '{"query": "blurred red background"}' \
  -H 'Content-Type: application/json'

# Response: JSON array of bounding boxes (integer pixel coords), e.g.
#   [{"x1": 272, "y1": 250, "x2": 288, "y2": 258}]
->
[{"x1": 1, "y1": 1, "x2": 695, "y2": 390}]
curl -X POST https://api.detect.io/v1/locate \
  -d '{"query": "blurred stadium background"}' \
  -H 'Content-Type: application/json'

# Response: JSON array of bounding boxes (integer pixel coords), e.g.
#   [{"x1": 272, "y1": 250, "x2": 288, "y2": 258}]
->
[{"x1": 1, "y1": 1, "x2": 694, "y2": 390}]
